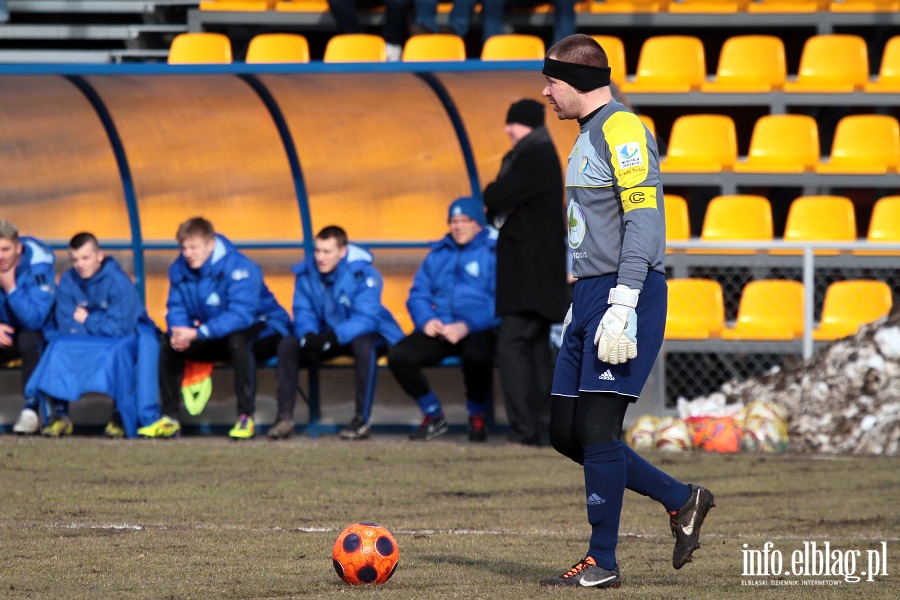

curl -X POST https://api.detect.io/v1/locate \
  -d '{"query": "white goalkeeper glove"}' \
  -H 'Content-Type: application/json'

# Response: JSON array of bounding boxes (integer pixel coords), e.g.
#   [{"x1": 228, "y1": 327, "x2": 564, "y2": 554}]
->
[
  {"x1": 594, "y1": 284, "x2": 640, "y2": 365},
  {"x1": 559, "y1": 303, "x2": 572, "y2": 346}
]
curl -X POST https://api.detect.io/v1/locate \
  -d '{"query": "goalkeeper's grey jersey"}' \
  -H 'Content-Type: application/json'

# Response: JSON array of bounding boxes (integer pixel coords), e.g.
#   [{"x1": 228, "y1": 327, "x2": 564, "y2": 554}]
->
[{"x1": 566, "y1": 99, "x2": 666, "y2": 291}]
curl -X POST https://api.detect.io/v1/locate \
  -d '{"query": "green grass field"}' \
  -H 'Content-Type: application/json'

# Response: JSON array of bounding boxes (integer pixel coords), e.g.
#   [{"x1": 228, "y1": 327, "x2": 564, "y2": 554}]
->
[{"x1": 1, "y1": 436, "x2": 897, "y2": 599}]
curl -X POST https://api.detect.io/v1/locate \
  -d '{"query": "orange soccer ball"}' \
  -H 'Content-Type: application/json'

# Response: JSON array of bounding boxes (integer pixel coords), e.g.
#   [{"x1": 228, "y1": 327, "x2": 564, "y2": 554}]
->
[{"x1": 332, "y1": 522, "x2": 399, "y2": 585}]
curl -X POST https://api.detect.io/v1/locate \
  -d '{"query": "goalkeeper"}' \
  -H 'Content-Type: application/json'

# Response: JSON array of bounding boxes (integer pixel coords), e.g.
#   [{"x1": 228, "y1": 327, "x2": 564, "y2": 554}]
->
[{"x1": 538, "y1": 34, "x2": 715, "y2": 589}]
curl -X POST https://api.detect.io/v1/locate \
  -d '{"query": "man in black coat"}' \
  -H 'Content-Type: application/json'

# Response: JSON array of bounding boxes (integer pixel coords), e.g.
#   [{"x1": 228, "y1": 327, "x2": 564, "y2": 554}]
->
[{"x1": 483, "y1": 99, "x2": 569, "y2": 446}]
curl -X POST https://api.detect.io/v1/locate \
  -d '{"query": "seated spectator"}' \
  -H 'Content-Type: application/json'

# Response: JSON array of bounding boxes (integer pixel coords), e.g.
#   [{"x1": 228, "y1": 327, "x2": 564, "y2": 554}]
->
[
  {"x1": 270, "y1": 226, "x2": 403, "y2": 441},
  {"x1": 138, "y1": 217, "x2": 290, "y2": 440},
  {"x1": 388, "y1": 197, "x2": 498, "y2": 442},
  {"x1": 25, "y1": 233, "x2": 161, "y2": 438},
  {"x1": 0, "y1": 219, "x2": 56, "y2": 435},
  {"x1": 327, "y1": 0, "x2": 413, "y2": 61},
  {"x1": 409, "y1": 0, "x2": 505, "y2": 45}
]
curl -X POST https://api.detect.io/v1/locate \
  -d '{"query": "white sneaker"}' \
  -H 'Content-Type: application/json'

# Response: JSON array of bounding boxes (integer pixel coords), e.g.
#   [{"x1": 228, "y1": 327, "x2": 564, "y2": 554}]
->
[
  {"x1": 386, "y1": 43, "x2": 402, "y2": 62},
  {"x1": 13, "y1": 408, "x2": 39, "y2": 434}
]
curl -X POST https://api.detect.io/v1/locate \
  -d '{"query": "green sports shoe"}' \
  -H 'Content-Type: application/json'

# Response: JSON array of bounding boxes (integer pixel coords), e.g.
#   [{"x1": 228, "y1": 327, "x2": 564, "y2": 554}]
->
[
  {"x1": 41, "y1": 417, "x2": 74, "y2": 438},
  {"x1": 229, "y1": 414, "x2": 255, "y2": 440},
  {"x1": 137, "y1": 416, "x2": 181, "y2": 438},
  {"x1": 104, "y1": 421, "x2": 125, "y2": 439}
]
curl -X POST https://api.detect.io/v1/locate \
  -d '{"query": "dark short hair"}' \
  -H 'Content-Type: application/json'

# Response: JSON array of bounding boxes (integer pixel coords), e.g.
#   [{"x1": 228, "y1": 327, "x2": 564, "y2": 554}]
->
[
  {"x1": 69, "y1": 232, "x2": 100, "y2": 251},
  {"x1": 176, "y1": 217, "x2": 215, "y2": 244},
  {"x1": 547, "y1": 34, "x2": 609, "y2": 69},
  {"x1": 316, "y1": 225, "x2": 348, "y2": 248}
]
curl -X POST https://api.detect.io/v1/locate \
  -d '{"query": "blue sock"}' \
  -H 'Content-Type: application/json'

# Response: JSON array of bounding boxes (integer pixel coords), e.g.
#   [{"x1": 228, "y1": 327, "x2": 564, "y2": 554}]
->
[
  {"x1": 583, "y1": 440, "x2": 626, "y2": 570},
  {"x1": 622, "y1": 444, "x2": 691, "y2": 512},
  {"x1": 54, "y1": 400, "x2": 69, "y2": 418},
  {"x1": 414, "y1": 392, "x2": 442, "y2": 418},
  {"x1": 465, "y1": 398, "x2": 486, "y2": 417},
  {"x1": 24, "y1": 397, "x2": 39, "y2": 411}
]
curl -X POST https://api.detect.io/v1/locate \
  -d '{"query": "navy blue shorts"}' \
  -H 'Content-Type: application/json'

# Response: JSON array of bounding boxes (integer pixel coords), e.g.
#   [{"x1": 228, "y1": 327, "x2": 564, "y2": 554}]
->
[{"x1": 551, "y1": 271, "x2": 667, "y2": 400}]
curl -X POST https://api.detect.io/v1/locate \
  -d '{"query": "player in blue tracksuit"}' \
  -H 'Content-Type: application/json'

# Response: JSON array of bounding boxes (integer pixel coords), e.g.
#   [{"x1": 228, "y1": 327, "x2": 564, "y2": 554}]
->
[
  {"x1": 138, "y1": 217, "x2": 290, "y2": 440},
  {"x1": 271, "y1": 226, "x2": 404, "y2": 441},
  {"x1": 0, "y1": 220, "x2": 57, "y2": 435},
  {"x1": 388, "y1": 197, "x2": 499, "y2": 441},
  {"x1": 25, "y1": 232, "x2": 161, "y2": 438},
  {"x1": 538, "y1": 35, "x2": 715, "y2": 589}
]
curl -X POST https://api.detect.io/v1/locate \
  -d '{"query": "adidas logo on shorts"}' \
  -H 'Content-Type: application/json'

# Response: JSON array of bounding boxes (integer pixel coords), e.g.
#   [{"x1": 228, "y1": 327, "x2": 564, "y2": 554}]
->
[{"x1": 598, "y1": 370, "x2": 615, "y2": 381}]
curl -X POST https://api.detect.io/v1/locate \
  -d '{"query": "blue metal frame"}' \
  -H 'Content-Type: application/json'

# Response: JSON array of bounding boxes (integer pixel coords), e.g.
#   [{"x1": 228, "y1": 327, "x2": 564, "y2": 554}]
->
[
  {"x1": 65, "y1": 75, "x2": 147, "y2": 301},
  {"x1": 238, "y1": 74, "x2": 315, "y2": 259}
]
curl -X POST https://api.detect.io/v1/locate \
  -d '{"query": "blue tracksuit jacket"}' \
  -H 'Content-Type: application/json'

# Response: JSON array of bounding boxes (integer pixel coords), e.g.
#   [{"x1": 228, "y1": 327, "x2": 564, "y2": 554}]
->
[
  {"x1": 407, "y1": 228, "x2": 499, "y2": 334},
  {"x1": 166, "y1": 234, "x2": 290, "y2": 340},
  {"x1": 291, "y1": 245, "x2": 403, "y2": 346},
  {"x1": 0, "y1": 236, "x2": 56, "y2": 336},
  {"x1": 26, "y1": 256, "x2": 160, "y2": 438}
]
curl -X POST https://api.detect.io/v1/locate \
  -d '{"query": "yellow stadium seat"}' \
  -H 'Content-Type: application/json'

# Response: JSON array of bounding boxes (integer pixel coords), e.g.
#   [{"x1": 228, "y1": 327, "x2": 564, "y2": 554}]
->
[
  {"x1": 857, "y1": 196, "x2": 900, "y2": 255},
  {"x1": 720, "y1": 280, "x2": 805, "y2": 340},
  {"x1": 813, "y1": 280, "x2": 893, "y2": 340},
  {"x1": 660, "y1": 114, "x2": 737, "y2": 173},
  {"x1": 734, "y1": 114, "x2": 819, "y2": 173},
  {"x1": 275, "y1": 0, "x2": 330, "y2": 11},
  {"x1": 323, "y1": 34, "x2": 387, "y2": 63},
  {"x1": 638, "y1": 114, "x2": 656, "y2": 140},
  {"x1": 667, "y1": 0, "x2": 745, "y2": 12},
  {"x1": 775, "y1": 195, "x2": 856, "y2": 255},
  {"x1": 701, "y1": 35, "x2": 786, "y2": 93},
  {"x1": 693, "y1": 194, "x2": 773, "y2": 254},
  {"x1": 168, "y1": 33, "x2": 232, "y2": 64},
  {"x1": 815, "y1": 115, "x2": 900, "y2": 175},
  {"x1": 828, "y1": 0, "x2": 899, "y2": 11},
  {"x1": 666, "y1": 278, "x2": 725, "y2": 339},
  {"x1": 587, "y1": 0, "x2": 666, "y2": 12},
  {"x1": 745, "y1": 0, "x2": 824, "y2": 11},
  {"x1": 782, "y1": 34, "x2": 868, "y2": 93},
  {"x1": 621, "y1": 36, "x2": 706, "y2": 93},
  {"x1": 665, "y1": 193, "x2": 690, "y2": 246},
  {"x1": 402, "y1": 34, "x2": 466, "y2": 61},
  {"x1": 481, "y1": 34, "x2": 545, "y2": 60},
  {"x1": 245, "y1": 33, "x2": 309, "y2": 63},
  {"x1": 200, "y1": 0, "x2": 275, "y2": 10},
  {"x1": 590, "y1": 35, "x2": 627, "y2": 86},
  {"x1": 865, "y1": 35, "x2": 900, "y2": 93}
]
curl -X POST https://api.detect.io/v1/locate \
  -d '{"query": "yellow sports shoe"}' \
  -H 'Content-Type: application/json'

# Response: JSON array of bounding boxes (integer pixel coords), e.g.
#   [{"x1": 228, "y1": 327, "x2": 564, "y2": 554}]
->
[
  {"x1": 137, "y1": 416, "x2": 181, "y2": 438},
  {"x1": 104, "y1": 421, "x2": 125, "y2": 439},
  {"x1": 41, "y1": 417, "x2": 74, "y2": 438},
  {"x1": 229, "y1": 414, "x2": 255, "y2": 440}
]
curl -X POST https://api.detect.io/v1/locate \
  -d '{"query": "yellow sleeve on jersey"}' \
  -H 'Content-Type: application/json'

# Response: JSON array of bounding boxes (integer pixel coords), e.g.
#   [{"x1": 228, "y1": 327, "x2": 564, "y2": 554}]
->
[{"x1": 603, "y1": 111, "x2": 651, "y2": 190}]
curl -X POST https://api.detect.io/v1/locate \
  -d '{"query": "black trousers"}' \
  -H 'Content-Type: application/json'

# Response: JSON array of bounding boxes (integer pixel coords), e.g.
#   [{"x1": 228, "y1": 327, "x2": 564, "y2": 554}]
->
[
  {"x1": 275, "y1": 332, "x2": 388, "y2": 422},
  {"x1": 0, "y1": 329, "x2": 44, "y2": 399},
  {"x1": 497, "y1": 313, "x2": 554, "y2": 446},
  {"x1": 387, "y1": 329, "x2": 495, "y2": 406},
  {"x1": 159, "y1": 323, "x2": 281, "y2": 418}
]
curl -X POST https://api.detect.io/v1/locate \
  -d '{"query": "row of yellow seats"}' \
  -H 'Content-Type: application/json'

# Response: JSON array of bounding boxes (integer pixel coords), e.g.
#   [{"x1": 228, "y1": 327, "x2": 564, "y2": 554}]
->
[
  {"x1": 199, "y1": 0, "x2": 900, "y2": 15},
  {"x1": 665, "y1": 194, "x2": 900, "y2": 254},
  {"x1": 607, "y1": 33, "x2": 900, "y2": 93},
  {"x1": 666, "y1": 278, "x2": 894, "y2": 341},
  {"x1": 658, "y1": 113, "x2": 900, "y2": 175},
  {"x1": 168, "y1": 31, "x2": 549, "y2": 63},
  {"x1": 170, "y1": 31, "x2": 900, "y2": 93}
]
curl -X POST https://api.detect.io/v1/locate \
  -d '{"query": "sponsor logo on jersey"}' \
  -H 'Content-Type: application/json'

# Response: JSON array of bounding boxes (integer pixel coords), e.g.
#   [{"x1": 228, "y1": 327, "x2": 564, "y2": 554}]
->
[
  {"x1": 568, "y1": 202, "x2": 586, "y2": 249},
  {"x1": 465, "y1": 261, "x2": 480, "y2": 277},
  {"x1": 231, "y1": 268, "x2": 250, "y2": 281},
  {"x1": 205, "y1": 292, "x2": 221, "y2": 307},
  {"x1": 616, "y1": 142, "x2": 643, "y2": 169}
]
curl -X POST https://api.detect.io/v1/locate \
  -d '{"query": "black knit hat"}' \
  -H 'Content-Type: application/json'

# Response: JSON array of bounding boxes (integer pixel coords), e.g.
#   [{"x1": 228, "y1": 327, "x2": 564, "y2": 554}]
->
[{"x1": 506, "y1": 99, "x2": 545, "y2": 128}]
